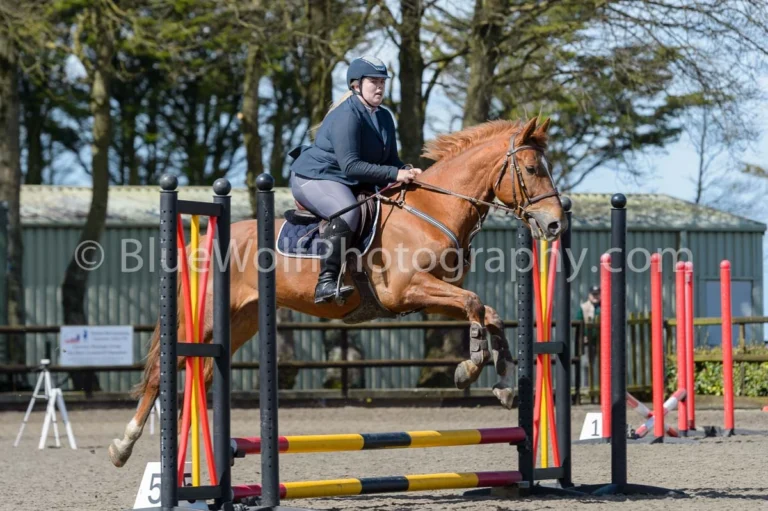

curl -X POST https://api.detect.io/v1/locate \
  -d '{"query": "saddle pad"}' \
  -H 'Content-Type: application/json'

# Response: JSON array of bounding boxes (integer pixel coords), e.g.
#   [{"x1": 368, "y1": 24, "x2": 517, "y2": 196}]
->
[{"x1": 276, "y1": 198, "x2": 380, "y2": 259}]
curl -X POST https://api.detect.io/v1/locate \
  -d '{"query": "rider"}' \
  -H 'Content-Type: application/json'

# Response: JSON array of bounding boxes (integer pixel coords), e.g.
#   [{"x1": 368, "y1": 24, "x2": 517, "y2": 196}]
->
[{"x1": 290, "y1": 56, "x2": 423, "y2": 304}]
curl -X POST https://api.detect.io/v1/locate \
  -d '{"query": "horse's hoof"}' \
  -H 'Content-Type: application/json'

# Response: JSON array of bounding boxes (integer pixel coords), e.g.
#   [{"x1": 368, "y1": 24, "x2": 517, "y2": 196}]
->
[
  {"x1": 454, "y1": 360, "x2": 482, "y2": 390},
  {"x1": 108, "y1": 439, "x2": 130, "y2": 468},
  {"x1": 492, "y1": 386, "x2": 515, "y2": 410}
]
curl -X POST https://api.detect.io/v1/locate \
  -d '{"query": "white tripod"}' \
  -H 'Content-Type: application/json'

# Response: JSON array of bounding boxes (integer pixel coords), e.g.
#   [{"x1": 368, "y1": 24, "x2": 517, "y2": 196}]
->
[{"x1": 13, "y1": 359, "x2": 77, "y2": 450}]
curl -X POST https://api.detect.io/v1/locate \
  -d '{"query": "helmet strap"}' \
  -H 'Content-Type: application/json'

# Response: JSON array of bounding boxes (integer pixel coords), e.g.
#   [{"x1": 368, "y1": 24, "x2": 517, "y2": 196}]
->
[{"x1": 351, "y1": 77, "x2": 376, "y2": 109}]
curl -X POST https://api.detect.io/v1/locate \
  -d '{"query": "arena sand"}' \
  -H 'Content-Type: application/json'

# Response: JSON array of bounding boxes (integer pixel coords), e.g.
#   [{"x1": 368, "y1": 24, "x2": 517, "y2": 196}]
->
[{"x1": 1, "y1": 405, "x2": 766, "y2": 510}]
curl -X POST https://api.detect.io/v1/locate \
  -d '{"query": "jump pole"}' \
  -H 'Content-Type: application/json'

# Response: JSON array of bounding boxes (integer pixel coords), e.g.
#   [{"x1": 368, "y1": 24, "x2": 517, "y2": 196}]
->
[
  {"x1": 252, "y1": 173, "x2": 315, "y2": 511},
  {"x1": 675, "y1": 261, "x2": 688, "y2": 436},
  {"x1": 650, "y1": 253, "x2": 664, "y2": 442},
  {"x1": 610, "y1": 194, "x2": 628, "y2": 486},
  {"x1": 516, "y1": 216, "x2": 536, "y2": 492},
  {"x1": 684, "y1": 261, "x2": 696, "y2": 430},
  {"x1": 554, "y1": 197, "x2": 573, "y2": 489},
  {"x1": 599, "y1": 254, "x2": 611, "y2": 440},
  {"x1": 720, "y1": 261, "x2": 735, "y2": 436},
  {"x1": 591, "y1": 194, "x2": 681, "y2": 496}
]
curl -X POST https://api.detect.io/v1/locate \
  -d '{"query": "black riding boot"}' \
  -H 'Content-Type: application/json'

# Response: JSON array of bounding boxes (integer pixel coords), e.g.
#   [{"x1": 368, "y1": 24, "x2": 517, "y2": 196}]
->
[{"x1": 314, "y1": 217, "x2": 355, "y2": 304}]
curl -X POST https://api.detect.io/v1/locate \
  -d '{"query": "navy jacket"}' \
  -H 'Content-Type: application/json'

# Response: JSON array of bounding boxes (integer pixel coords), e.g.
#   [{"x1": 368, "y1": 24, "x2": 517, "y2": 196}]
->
[{"x1": 290, "y1": 95, "x2": 405, "y2": 187}]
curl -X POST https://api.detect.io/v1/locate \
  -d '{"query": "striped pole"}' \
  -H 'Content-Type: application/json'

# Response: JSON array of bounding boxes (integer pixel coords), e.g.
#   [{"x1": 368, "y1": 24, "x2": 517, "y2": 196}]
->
[
  {"x1": 232, "y1": 471, "x2": 522, "y2": 501},
  {"x1": 625, "y1": 393, "x2": 677, "y2": 438},
  {"x1": 234, "y1": 427, "x2": 526, "y2": 455},
  {"x1": 632, "y1": 389, "x2": 686, "y2": 439}
]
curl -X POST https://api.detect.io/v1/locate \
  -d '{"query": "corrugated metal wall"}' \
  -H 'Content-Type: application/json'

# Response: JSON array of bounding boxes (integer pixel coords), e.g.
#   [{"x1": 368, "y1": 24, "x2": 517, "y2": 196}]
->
[
  {"x1": 14, "y1": 221, "x2": 765, "y2": 392},
  {"x1": 22, "y1": 226, "x2": 158, "y2": 392}
]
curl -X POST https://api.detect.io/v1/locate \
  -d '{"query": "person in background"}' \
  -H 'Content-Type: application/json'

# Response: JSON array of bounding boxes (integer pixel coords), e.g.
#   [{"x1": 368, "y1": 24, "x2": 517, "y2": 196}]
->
[{"x1": 576, "y1": 285, "x2": 601, "y2": 398}]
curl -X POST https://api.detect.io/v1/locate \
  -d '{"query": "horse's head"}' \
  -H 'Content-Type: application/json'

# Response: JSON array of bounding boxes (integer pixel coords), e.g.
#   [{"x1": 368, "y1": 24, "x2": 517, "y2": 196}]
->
[{"x1": 493, "y1": 117, "x2": 566, "y2": 241}]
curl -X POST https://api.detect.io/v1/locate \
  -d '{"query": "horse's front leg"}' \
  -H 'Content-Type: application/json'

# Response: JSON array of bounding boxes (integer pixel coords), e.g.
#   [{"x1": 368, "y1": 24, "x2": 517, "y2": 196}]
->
[
  {"x1": 484, "y1": 305, "x2": 515, "y2": 409},
  {"x1": 400, "y1": 273, "x2": 491, "y2": 391}
]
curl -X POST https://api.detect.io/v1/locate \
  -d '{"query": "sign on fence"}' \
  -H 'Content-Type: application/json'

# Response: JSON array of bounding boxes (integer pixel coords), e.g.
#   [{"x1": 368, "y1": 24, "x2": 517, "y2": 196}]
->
[{"x1": 59, "y1": 325, "x2": 134, "y2": 366}]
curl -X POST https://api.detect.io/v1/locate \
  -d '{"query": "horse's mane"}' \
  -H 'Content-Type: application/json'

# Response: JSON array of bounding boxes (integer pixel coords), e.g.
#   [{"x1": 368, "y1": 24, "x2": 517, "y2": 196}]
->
[{"x1": 422, "y1": 120, "x2": 525, "y2": 162}]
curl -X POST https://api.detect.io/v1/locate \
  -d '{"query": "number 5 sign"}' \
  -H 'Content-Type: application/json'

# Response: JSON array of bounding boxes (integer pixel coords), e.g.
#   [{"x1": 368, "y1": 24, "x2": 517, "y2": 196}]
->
[{"x1": 133, "y1": 462, "x2": 208, "y2": 509}]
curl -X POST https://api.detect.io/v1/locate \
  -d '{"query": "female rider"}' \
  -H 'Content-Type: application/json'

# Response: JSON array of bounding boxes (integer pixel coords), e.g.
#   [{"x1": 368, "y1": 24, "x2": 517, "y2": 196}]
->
[{"x1": 290, "y1": 56, "x2": 423, "y2": 304}]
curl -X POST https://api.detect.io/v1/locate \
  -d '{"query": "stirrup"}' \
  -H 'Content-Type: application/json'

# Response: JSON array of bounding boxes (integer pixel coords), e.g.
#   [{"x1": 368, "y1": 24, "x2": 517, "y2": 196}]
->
[{"x1": 314, "y1": 281, "x2": 354, "y2": 304}]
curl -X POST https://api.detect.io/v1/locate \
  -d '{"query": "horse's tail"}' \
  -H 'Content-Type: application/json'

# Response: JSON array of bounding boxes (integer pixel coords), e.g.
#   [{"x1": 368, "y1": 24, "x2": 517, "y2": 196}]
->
[{"x1": 131, "y1": 323, "x2": 161, "y2": 400}]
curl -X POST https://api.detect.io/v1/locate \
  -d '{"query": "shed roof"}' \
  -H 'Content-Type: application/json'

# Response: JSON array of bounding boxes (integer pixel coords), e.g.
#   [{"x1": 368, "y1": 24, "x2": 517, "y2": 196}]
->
[{"x1": 17, "y1": 185, "x2": 766, "y2": 233}]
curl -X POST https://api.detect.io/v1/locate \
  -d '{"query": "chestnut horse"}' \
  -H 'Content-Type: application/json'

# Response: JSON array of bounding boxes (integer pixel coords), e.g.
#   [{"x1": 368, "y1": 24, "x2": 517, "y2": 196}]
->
[{"x1": 108, "y1": 116, "x2": 565, "y2": 468}]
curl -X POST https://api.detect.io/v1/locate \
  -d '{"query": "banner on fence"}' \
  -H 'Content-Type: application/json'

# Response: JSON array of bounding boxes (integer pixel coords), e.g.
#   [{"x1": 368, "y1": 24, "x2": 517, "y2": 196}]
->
[{"x1": 59, "y1": 325, "x2": 134, "y2": 366}]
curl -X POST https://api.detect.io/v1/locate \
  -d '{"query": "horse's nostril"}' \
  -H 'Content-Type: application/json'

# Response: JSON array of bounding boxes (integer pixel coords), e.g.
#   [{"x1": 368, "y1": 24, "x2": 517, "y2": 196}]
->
[{"x1": 547, "y1": 221, "x2": 561, "y2": 235}]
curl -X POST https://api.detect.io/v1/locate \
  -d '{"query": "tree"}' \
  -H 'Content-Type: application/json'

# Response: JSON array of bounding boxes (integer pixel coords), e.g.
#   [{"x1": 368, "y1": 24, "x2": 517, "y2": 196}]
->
[
  {"x1": 443, "y1": 0, "x2": 768, "y2": 189},
  {"x1": 462, "y1": 0, "x2": 508, "y2": 128},
  {"x1": 242, "y1": 39, "x2": 266, "y2": 216},
  {"x1": 58, "y1": 0, "x2": 119, "y2": 392},
  {"x1": 0, "y1": 4, "x2": 26, "y2": 378}
]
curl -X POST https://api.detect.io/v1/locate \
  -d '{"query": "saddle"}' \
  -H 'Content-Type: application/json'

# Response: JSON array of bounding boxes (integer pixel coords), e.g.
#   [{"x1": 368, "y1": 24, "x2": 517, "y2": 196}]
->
[
  {"x1": 278, "y1": 188, "x2": 395, "y2": 324},
  {"x1": 283, "y1": 187, "x2": 378, "y2": 245}
]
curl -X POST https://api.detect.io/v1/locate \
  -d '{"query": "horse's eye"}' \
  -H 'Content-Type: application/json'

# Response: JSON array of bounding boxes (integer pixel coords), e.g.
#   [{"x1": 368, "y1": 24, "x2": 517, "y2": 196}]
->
[{"x1": 525, "y1": 166, "x2": 536, "y2": 175}]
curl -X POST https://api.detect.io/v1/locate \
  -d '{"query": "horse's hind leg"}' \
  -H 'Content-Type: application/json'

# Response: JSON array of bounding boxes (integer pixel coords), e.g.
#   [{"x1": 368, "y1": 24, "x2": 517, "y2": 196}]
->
[
  {"x1": 485, "y1": 305, "x2": 515, "y2": 409},
  {"x1": 109, "y1": 357, "x2": 160, "y2": 467}
]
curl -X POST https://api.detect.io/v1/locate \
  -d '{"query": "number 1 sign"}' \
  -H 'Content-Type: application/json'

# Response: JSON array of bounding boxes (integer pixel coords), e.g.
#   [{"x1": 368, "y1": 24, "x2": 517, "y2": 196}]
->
[{"x1": 579, "y1": 412, "x2": 604, "y2": 441}]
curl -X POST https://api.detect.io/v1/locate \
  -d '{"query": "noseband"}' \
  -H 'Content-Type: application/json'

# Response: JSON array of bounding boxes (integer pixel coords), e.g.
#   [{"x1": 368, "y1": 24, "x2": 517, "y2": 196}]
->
[{"x1": 494, "y1": 135, "x2": 560, "y2": 220}]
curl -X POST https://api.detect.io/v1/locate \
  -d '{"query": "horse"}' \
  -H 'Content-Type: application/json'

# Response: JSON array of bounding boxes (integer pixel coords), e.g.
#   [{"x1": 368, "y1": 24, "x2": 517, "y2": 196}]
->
[{"x1": 108, "y1": 116, "x2": 565, "y2": 468}]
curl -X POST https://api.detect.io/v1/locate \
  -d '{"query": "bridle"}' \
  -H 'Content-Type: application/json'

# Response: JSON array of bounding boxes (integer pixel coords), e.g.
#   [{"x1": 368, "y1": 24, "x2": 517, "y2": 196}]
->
[
  {"x1": 382, "y1": 131, "x2": 561, "y2": 223},
  {"x1": 492, "y1": 134, "x2": 560, "y2": 220}
]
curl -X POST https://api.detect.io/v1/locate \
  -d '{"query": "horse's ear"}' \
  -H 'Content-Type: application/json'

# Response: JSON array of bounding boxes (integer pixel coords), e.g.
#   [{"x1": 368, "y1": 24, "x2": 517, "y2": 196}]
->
[
  {"x1": 535, "y1": 117, "x2": 551, "y2": 135},
  {"x1": 516, "y1": 116, "x2": 538, "y2": 144}
]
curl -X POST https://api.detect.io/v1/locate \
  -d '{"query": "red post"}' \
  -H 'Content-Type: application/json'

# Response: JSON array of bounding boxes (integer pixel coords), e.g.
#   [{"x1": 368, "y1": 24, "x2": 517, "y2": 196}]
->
[
  {"x1": 684, "y1": 261, "x2": 696, "y2": 430},
  {"x1": 720, "y1": 261, "x2": 735, "y2": 435},
  {"x1": 675, "y1": 262, "x2": 688, "y2": 436},
  {"x1": 650, "y1": 254, "x2": 664, "y2": 441},
  {"x1": 600, "y1": 254, "x2": 612, "y2": 439}
]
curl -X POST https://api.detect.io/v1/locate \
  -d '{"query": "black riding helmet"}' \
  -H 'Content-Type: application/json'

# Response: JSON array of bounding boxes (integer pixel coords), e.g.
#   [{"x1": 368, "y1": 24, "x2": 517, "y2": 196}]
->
[{"x1": 346, "y1": 56, "x2": 390, "y2": 89}]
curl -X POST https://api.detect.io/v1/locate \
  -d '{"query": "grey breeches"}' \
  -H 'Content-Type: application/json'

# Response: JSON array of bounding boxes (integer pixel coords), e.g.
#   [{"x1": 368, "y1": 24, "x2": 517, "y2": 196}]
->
[{"x1": 290, "y1": 173, "x2": 361, "y2": 231}]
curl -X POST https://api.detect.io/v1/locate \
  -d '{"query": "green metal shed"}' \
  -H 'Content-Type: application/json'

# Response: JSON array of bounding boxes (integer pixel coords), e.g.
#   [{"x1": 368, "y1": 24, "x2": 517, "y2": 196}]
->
[{"x1": 10, "y1": 185, "x2": 766, "y2": 392}]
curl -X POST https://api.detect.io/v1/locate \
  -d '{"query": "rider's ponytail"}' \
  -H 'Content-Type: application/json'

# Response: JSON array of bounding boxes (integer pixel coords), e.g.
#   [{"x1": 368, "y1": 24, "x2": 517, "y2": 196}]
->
[{"x1": 309, "y1": 83, "x2": 357, "y2": 137}]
